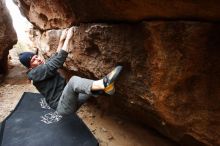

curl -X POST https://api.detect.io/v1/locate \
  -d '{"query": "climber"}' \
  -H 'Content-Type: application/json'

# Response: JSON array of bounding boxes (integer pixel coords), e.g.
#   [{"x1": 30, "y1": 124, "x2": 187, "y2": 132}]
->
[{"x1": 18, "y1": 27, "x2": 122, "y2": 115}]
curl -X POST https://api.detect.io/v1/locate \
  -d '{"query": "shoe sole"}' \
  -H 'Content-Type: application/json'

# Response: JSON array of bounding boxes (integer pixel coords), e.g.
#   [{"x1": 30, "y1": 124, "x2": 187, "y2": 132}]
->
[
  {"x1": 105, "y1": 66, "x2": 123, "y2": 95},
  {"x1": 108, "y1": 66, "x2": 123, "y2": 84}
]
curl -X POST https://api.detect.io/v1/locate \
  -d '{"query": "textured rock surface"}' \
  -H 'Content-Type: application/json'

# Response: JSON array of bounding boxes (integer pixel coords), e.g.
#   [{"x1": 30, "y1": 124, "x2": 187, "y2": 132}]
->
[
  {"x1": 15, "y1": 0, "x2": 220, "y2": 30},
  {"x1": 14, "y1": 0, "x2": 74, "y2": 30},
  {"x1": 14, "y1": 0, "x2": 75, "y2": 29},
  {"x1": 14, "y1": 0, "x2": 220, "y2": 145},
  {"x1": 31, "y1": 22, "x2": 220, "y2": 146},
  {"x1": 0, "y1": 0, "x2": 17, "y2": 76}
]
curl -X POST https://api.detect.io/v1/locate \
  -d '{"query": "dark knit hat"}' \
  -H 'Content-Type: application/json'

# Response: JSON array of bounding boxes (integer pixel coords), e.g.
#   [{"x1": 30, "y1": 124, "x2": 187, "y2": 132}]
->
[{"x1": 19, "y1": 52, "x2": 35, "y2": 68}]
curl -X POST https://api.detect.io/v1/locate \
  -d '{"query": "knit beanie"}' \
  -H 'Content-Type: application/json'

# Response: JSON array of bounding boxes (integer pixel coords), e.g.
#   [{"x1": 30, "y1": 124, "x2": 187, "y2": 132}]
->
[{"x1": 19, "y1": 52, "x2": 35, "y2": 68}]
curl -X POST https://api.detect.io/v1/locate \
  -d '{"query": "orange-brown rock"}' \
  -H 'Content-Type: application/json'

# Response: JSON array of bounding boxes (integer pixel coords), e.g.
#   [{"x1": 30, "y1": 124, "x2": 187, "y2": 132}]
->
[
  {"x1": 0, "y1": 0, "x2": 17, "y2": 77},
  {"x1": 14, "y1": 0, "x2": 74, "y2": 30},
  {"x1": 16, "y1": 0, "x2": 220, "y2": 145},
  {"x1": 31, "y1": 22, "x2": 220, "y2": 146},
  {"x1": 15, "y1": 0, "x2": 220, "y2": 30}
]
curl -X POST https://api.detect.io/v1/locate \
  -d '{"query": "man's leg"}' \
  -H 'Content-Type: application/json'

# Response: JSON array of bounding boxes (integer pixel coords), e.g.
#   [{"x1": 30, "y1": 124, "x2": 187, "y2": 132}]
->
[
  {"x1": 56, "y1": 66, "x2": 123, "y2": 115},
  {"x1": 56, "y1": 76, "x2": 94, "y2": 115},
  {"x1": 77, "y1": 93, "x2": 91, "y2": 109}
]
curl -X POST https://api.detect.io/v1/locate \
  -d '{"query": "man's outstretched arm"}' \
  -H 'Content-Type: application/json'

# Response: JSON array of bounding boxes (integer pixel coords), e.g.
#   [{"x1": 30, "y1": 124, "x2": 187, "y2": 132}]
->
[
  {"x1": 27, "y1": 27, "x2": 75, "y2": 82},
  {"x1": 46, "y1": 26, "x2": 75, "y2": 68}
]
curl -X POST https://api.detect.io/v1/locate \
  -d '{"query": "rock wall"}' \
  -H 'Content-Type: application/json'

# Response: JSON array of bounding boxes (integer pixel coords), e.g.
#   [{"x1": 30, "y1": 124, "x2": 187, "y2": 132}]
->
[
  {"x1": 15, "y1": 0, "x2": 220, "y2": 145},
  {"x1": 31, "y1": 22, "x2": 220, "y2": 146},
  {"x1": 15, "y1": 0, "x2": 220, "y2": 30},
  {"x1": 0, "y1": 0, "x2": 17, "y2": 78},
  {"x1": 14, "y1": 0, "x2": 74, "y2": 30}
]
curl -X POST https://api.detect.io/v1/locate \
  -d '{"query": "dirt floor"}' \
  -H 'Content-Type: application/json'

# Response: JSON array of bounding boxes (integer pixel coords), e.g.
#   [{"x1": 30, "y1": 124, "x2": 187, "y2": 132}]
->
[{"x1": 0, "y1": 49, "x2": 176, "y2": 146}]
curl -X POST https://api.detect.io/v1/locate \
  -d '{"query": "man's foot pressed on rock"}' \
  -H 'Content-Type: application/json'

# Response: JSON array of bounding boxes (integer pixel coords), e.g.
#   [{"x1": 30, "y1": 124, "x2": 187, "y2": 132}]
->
[{"x1": 103, "y1": 66, "x2": 123, "y2": 95}]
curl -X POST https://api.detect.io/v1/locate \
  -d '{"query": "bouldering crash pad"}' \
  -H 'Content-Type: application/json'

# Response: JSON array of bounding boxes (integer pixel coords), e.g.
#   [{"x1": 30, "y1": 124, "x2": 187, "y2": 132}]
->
[{"x1": 0, "y1": 92, "x2": 98, "y2": 146}]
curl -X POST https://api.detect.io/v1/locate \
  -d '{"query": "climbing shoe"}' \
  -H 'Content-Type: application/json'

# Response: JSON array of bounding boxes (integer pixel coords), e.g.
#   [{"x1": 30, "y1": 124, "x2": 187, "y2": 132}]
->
[{"x1": 103, "y1": 66, "x2": 123, "y2": 95}]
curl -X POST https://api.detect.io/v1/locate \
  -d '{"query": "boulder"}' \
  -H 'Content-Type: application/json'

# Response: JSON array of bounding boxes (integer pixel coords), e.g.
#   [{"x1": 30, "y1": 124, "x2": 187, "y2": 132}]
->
[
  {"x1": 31, "y1": 22, "x2": 220, "y2": 146},
  {"x1": 14, "y1": 0, "x2": 74, "y2": 30},
  {"x1": 15, "y1": 0, "x2": 220, "y2": 145},
  {"x1": 0, "y1": 0, "x2": 17, "y2": 77},
  {"x1": 15, "y1": 0, "x2": 220, "y2": 30}
]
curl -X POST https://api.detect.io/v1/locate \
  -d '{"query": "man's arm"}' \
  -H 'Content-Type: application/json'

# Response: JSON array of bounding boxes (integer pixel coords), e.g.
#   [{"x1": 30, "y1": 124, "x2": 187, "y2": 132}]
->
[
  {"x1": 27, "y1": 50, "x2": 68, "y2": 82},
  {"x1": 45, "y1": 26, "x2": 75, "y2": 71},
  {"x1": 27, "y1": 27, "x2": 75, "y2": 82}
]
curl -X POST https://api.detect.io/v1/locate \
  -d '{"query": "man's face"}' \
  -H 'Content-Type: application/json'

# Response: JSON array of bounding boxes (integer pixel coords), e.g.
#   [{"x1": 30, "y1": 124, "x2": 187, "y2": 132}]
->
[{"x1": 30, "y1": 55, "x2": 44, "y2": 68}]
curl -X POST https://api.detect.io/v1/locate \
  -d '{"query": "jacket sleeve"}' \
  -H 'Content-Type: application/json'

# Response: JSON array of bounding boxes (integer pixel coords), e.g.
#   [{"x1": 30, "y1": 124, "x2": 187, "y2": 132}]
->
[{"x1": 27, "y1": 50, "x2": 68, "y2": 82}]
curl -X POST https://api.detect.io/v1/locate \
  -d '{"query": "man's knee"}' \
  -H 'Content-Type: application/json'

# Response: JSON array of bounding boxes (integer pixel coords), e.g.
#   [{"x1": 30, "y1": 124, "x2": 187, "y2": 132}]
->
[
  {"x1": 56, "y1": 98, "x2": 77, "y2": 116},
  {"x1": 68, "y1": 76, "x2": 80, "y2": 85},
  {"x1": 56, "y1": 108, "x2": 74, "y2": 116}
]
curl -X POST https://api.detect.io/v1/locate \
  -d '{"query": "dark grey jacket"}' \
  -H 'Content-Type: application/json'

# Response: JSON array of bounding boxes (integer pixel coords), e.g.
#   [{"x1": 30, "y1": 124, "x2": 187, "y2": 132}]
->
[{"x1": 27, "y1": 50, "x2": 68, "y2": 109}]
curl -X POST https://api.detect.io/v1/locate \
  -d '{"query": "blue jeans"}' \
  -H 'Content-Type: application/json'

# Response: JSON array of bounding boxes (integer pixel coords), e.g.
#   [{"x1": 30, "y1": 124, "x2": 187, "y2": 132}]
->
[{"x1": 56, "y1": 76, "x2": 94, "y2": 115}]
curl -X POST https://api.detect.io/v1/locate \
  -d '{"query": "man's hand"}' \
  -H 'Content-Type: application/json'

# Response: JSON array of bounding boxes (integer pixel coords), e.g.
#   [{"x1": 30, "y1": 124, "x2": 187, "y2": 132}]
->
[
  {"x1": 66, "y1": 26, "x2": 76, "y2": 40},
  {"x1": 57, "y1": 28, "x2": 68, "y2": 53},
  {"x1": 59, "y1": 28, "x2": 68, "y2": 42},
  {"x1": 61, "y1": 26, "x2": 77, "y2": 52}
]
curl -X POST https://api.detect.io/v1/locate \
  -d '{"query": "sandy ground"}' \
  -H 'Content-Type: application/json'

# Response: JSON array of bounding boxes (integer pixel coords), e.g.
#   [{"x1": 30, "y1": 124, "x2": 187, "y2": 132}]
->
[{"x1": 0, "y1": 49, "x2": 176, "y2": 146}]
